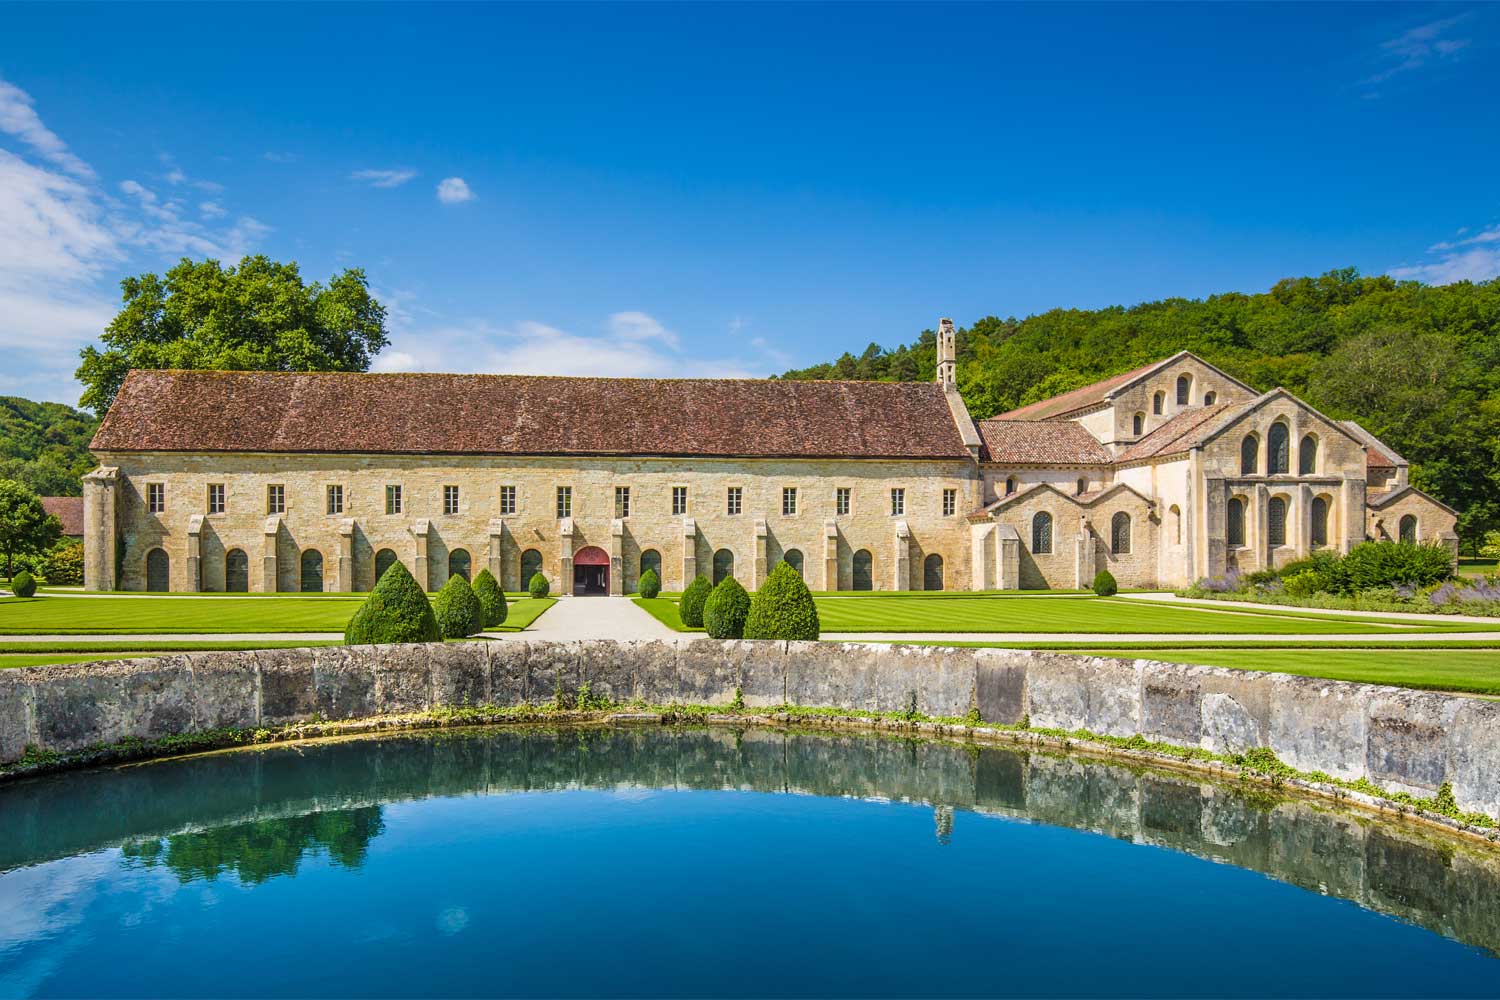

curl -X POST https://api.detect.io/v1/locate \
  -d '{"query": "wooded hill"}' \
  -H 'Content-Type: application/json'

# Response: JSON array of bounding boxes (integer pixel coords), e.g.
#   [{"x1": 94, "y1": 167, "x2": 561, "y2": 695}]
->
[
  {"x1": 0, "y1": 396, "x2": 98, "y2": 497},
  {"x1": 780, "y1": 270, "x2": 1500, "y2": 547}
]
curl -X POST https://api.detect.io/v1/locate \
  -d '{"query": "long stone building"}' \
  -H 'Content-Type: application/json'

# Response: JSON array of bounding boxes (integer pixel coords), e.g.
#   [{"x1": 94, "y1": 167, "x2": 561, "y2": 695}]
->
[{"x1": 81, "y1": 321, "x2": 1457, "y2": 594}]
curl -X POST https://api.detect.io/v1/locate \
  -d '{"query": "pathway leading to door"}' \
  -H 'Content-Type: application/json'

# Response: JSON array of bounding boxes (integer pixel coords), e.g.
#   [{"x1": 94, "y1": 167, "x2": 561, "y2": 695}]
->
[{"x1": 490, "y1": 595, "x2": 680, "y2": 642}]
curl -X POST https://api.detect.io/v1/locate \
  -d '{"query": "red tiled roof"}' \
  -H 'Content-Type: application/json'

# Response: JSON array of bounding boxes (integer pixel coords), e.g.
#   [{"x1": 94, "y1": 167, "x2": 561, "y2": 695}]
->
[
  {"x1": 41, "y1": 496, "x2": 84, "y2": 536},
  {"x1": 994, "y1": 360, "x2": 1163, "y2": 421},
  {"x1": 1116, "y1": 404, "x2": 1242, "y2": 463},
  {"x1": 91, "y1": 369, "x2": 973, "y2": 460},
  {"x1": 1366, "y1": 447, "x2": 1396, "y2": 471},
  {"x1": 974, "y1": 419, "x2": 1112, "y2": 465}
]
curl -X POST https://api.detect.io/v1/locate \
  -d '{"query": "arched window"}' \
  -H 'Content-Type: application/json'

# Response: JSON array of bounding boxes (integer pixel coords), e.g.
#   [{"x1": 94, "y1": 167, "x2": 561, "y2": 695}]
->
[
  {"x1": 1132, "y1": 412, "x2": 1144, "y2": 436},
  {"x1": 1032, "y1": 512, "x2": 1053, "y2": 555},
  {"x1": 448, "y1": 548, "x2": 471, "y2": 582},
  {"x1": 1005, "y1": 477, "x2": 1016, "y2": 496},
  {"x1": 1204, "y1": 391, "x2": 1217, "y2": 405},
  {"x1": 1399, "y1": 514, "x2": 1418, "y2": 544},
  {"x1": 923, "y1": 553, "x2": 944, "y2": 591},
  {"x1": 1310, "y1": 496, "x2": 1329, "y2": 547},
  {"x1": 852, "y1": 549, "x2": 873, "y2": 591},
  {"x1": 375, "y1": 548, "x2": 399, "y2": 584},
  {"x1": 639, "y1": 548, "x2": 661, "y2": 584},
  {"x1": 1298, "y1": 434, "x2": 1318, "y2": 476},
  {"x1": 146, "y1": 548, "x2": 170, "y2": 592},
  {"x1": 225, "y1": 548, "x2": 249, "y2": 592},
  {"x1": 712, "y1": 548, "x2": 734, "y2": 585},
  {"x1": 1268, "y1": 496, "x2": 1287, "y2": 547},
  {"x1": 1268, "y1": 422, "x2": 1290, "y2": 475},
  {"x1": 1153, "y1": 391, "x2": 1164, "y2": 415},
  {"x1": 1110, "y1": 512, "x2": 1131, "y2": 555},
  {"x1": 1240, "y1": 435, "x2": 1259, "y2": 476},
  {"x1": 300, "y1": 549, "x2": 324, "y2": 592},
  {"x1": 1169, "y1": 505, "x2": 1181, "y2": 545},
  {"x1": 1176, "y1": 374, "x2": 1192, "y2": 405},
  {"x1": 1076, "y1": 478, "x2": 1088, "y2": 495},
  {"x1": 782, "y1": 548, "x2": 804, "y2": 578},
  {"x1": 521, "y1": 548, "x2": 543, "y2": 589},
  {"x1": 1226, "y1": 497, "x2": 1245, "y2": 547}
]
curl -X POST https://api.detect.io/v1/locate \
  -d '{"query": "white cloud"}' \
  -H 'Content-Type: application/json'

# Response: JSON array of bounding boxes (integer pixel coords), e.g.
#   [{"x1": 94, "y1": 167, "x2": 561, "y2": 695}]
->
[
  {"x1": 436, "y1": 177, "x2": 474, "y2": 204},
  {"x1": 199, "y1": 200, "x2": 225, "y2": 219},
  {"x1": 0, "y1": 78, "x2": 95, "y2": 179},
  {"x1": 1364, "y1": 15, "x2": 1473, "y2": 86},
  {"x1": 351, "y1": 167, "x2": 418, "y2": 189},
  {"x1": 607, "y1": 310, "x2": 680, "y2": 349},
  {"x1": 1388, "y1": 225, "x2": 1500, "y2": 285},
  {"x1": 263, "y1": 151, "x2": 297, "y2": 163}
]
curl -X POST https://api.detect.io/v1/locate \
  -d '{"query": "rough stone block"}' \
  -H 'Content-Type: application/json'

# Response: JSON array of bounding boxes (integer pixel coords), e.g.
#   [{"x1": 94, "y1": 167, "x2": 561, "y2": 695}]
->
[
  {"x1": 973, "y1": 649, "x2": 1028, "y2": 725},
  {"x1": 1267, "y1": 675, "x2": 1370, "y2": 781},
  {"x1": 488, "y1": 641, "x2": 528, "y2": 705},
  {"x1": 31, "y1": 659, "x2": 193, "y2": 752},
  {"x1": 868, "y1": 645, "x2": 975, "y2": 719},
  {"x1": 182, "y1": 650, "x2": 259, "y2": 730},
  {"x1": 0, "y1": 670, "x2": 34, "y2": 763},
  {"x1": 1365, "y1": 690, "x2": 1461, "y2": 797},
  {"x1": 675, "y1": 639, "x2": 739, "y2": 705},
  {"x1": 577, "y1": 641, "x2": 636, "y2": 705},
  {"x1": 526, "y1": 641, "x2": 577, "y2": 705},
  {"x1": 372, "y1": 643, "x2": 434, "y2": 715},
  {"x1": 255, "y1": 648, "x2": 318, "y2": 724},
  {"x1": 737, "y1": 640, "x2": 785, "y2": 708},
  {"x1": 1141, "y1": 664, "x2": 1202, "y2": 744},
  {"x1": 1025, "y1": 654, "x2": 1089, "y2": 732},
  {"x1": 1448, "y1": 699, "x2": 1500, "y2": 819},
  {"x1": 1201, "y1": 692, "x2": 1261, "y2": 755},
  {"x1": 785, "y1": 641, "x2": 858, "y2": 709},
  {"x1": 328, "y1": 644, "x2": 381, "y2": 718},
  {"x1": 1084, "y1": 656, "x2": 1142, "y2": 738},
  {"x1": 622, "y1": 640, "x2": 678, "y2": 705},
  {"x1": 428, "y1": 642, "x2": 487, "y2": 709}
]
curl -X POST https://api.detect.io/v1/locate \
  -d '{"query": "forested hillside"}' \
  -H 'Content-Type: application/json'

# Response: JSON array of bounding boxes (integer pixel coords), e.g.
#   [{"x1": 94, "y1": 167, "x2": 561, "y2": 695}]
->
[
  {"x1": 0, "y1": 397, "x2": 99, "y2": 496},
  {"x1": 781, "y1": 270, "x2": 1500, "y2": 547}
]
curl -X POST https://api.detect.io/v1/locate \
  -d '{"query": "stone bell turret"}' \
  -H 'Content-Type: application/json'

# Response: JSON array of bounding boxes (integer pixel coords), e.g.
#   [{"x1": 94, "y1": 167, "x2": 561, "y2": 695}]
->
[{"x1": 936, "y1": 318, "x2": 956, "y2": 387}]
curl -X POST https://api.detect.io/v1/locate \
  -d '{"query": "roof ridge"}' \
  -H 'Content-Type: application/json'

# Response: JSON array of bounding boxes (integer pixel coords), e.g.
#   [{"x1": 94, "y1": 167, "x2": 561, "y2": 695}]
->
[{"x1": 126, "y1": 368, "x2": 939, "y2": 388}]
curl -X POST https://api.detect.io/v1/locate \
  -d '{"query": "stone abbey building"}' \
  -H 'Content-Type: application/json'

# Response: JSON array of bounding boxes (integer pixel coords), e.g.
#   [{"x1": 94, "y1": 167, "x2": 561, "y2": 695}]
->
[{"x1": 82, "y1": 321, "x2": 1457, "y2": 594}]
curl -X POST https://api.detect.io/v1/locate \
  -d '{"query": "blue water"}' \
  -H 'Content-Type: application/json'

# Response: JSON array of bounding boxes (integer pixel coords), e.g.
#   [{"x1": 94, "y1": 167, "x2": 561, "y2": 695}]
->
[{"x1": 1, "y1": 728, "x2": 1496, "y2": 997}]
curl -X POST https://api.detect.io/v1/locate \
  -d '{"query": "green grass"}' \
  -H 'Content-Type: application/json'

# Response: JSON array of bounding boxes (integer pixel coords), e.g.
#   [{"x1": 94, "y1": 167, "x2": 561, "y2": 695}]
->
[
  {"x1": 0, "y1": 594, "x2": 556, "y2": 635},
  {"x1": 634, "y1": 594, "x2": 1487, "y2": 635},
  {"x1": 485, "y1": 598, "x2": 554, "y2": 632},
  {"x1": 1459, "y1": 558, "x2": 1498, "y2": 578}
]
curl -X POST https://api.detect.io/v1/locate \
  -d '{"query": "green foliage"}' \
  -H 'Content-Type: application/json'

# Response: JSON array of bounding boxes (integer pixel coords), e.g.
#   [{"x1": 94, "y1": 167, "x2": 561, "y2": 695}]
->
[
  {"x1": 528, "y1": 572, "x2": 550, "y2": 599},
  {"x1": 1338, "y1": 540, "x2": 1454, "y2": 593},
  {"x1": 1091, "y1": 569, "x2": 1118, "y2": 597},
  {"x1": 344, "y1": 560, "x2": 440, "y2": 644},
  {"x1": 471, "y1": 569, "x2": 508, "y2": 627},
  {"x1": 10, "y1": 570, "x2": 36, "y2": 598},
  {"x1": 0, "y1": 479, "x2": 62, "y2": 578},
  {"x1": 432, "y1": 574, "x2": 483, "y2": 639},
  {"x1": 1281, "y1": 570, "x2": 1323, "y2": 598},
  {"x1": 679, "y1": 575, "x2": 712, "y2": 628},
  {"x1": 39, "y1": 541, "x2": 85, "y2": 586},
  {"x1": 703, "y1": 576, "x2": 751, "y2": 639},
  {"x1": 743, "y1": 561, "x2": 821, "y2": 640},
  {"x1": 0, "y1": 397, "x2": 97, "y2": 496},
  {"x1": 637, "y1": 567, "x2": 661, "y2": 599},
  {"x1": 76, "y1": 255, "x2": 390, "y2": 414}
]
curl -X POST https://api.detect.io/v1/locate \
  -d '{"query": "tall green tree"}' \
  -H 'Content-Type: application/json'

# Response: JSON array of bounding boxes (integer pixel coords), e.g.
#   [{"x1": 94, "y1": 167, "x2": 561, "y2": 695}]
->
[
  {"x1": 0, "y1": 479, "x2": 63, "y2": 578},
  {"x1": 76, "y1": 255, "x2": 390, "y2": 414}
]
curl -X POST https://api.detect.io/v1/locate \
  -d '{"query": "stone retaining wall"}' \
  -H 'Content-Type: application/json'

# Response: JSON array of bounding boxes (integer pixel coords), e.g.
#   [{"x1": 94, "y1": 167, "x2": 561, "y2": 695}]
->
[{"x1": 2, "y1": 640, "x2": 1498, "y2": 818}]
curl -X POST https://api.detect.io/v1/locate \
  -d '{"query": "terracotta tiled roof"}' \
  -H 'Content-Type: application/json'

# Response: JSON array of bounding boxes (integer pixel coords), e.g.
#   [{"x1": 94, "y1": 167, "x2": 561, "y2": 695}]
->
[
  {"x1": 994, "y1": 360, "x2": 1164, "y2": 421},
  {"x1": 90, "y1": 369, "x2": 973, "y2": 460},
  {"x1": 974, "y1": 419, "x2": 1112, "y2": 465},
  {"x1": 41, "y1": 496, "x2": 84, "y2": 537},
  {"x1": 1366, "y1": 447, "x2": 1396, "y2": 471},
  {"x1": 1116, "y1": 404, "x2": 1242, "y2": 463}
]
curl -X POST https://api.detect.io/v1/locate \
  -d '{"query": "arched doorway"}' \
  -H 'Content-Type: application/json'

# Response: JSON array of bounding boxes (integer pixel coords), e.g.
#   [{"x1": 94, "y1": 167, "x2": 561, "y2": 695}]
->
[
  {"x1": 448, "y1": 548, "x2": 471, "y2": 582},
  {"x1": 712, "y1": 548, "x2": 734, "y2": 585},
  {"x1": 852, "y1": 549, "x2": 873, "y2": 591},
  {"x1": 923, "y1": 554, "x2": 944, "y2": 591},
  {"x1": 225, "y1": 548, "x2": 249, "y2": 592},
  {"x1": 782, "y1": 548, "x2": 804, "y2": 578},
  {"x1": 300, "y1": 549, "x2": 324, "y2": 592},
  {"x1": 521, "y1": 548, "x2": 543, "y2": 590},
  {"x1": 146, "y1": 548, "x2": 169, "y2": 592},
  {"x1": 573, "y1": 545, "x2": 609, "y2": 595},
  {"x1": 375, "y1": 548, "x2": 399, "y2": 584}
]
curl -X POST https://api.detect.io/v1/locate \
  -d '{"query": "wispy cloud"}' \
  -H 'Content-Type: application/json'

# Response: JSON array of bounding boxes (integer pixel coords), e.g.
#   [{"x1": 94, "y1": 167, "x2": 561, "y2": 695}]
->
[
  {"x1": 1363, "y1": 14, "x2": 1474, "y2": 87},
  {"x1": 1388, "y1": 224, "x2": 1500, "y2": 285},
  {"x1": 263, "y1": 151, "x2": 297, "y2": 164},
  {"x1": 436, "y1": 177, "x2": 474, "y2": 204},
  {"x1": 0, "y1": 78, "x2": 95, "y2": 179},
  {"x1": 351, "y1": 167, "x2": 417, "y2": 189}
]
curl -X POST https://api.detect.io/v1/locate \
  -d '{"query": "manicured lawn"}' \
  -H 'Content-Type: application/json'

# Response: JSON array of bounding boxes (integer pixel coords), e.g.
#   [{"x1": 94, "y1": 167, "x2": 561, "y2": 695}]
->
[
  {"x1": 1459, "y1": 558, "x2": 1498, "y2": 578},
  {"x1": 486, "y1": 598, "x2": 555, "y2": 632}
]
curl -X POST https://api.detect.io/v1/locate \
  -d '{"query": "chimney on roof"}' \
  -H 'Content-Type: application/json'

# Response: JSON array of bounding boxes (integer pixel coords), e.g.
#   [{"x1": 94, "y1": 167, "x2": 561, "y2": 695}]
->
[{"x1": 936, "y1": 318, "x2": 956, "y2": 388}]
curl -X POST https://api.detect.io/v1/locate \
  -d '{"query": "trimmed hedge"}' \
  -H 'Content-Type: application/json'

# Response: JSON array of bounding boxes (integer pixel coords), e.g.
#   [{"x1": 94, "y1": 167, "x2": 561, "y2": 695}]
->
[
  {"x1": 10, "y1": 570, "x2": 36, "y2": 598},
  {"x1": 638, "y1": 567, "x2": 661, "y2": 600},
  {"x1": 528, "y1": 572, "x2": 550, "y2": 599},
  {"x1": 1091, "y1": 569, "x2": 1117, "y2": 597},
  {"x1": 434, "y1": 574, "x2": 484, "y2": 638},
  {"x1": 345, "y1": 560, "x2": 441, "y2": 644},
  {"x1": 703, "y1": 576, "x2": 751, "y2": 639},
  {"x1": 472, "y1": 568, "x2": 508, "y2": 627},
  {"x1": 679, "y1": 575, "x2": 712, "y2": 628},
  {"x1": 744, "y1": 561, "x2": 820, "y2": 640}
]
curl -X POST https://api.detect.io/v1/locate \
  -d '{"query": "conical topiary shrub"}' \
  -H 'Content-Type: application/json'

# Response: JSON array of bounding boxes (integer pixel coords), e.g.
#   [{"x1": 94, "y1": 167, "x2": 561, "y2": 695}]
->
[
  {"x1": 472, "y1": 568, "x2": 508, "y2": 627},
  {"x1": 638, "y1": 567, "x2": 661, "y2": 599},
  {"x1": 743, "y1": 561, "x2": 820, "y2": 640},
  {"x1": 679, "y1": 575, "x2": 712, "y2": 628},
  {"x1": 703, "y1": 576, "x2": 751, "y2": 639},
  {"x1": 345, "y1": 559, "x2": 441, "y2": 644},
  {"x1": 433, "y1": 573, "x2": 484, "y2": 638},
  {"x1": 1091, "y1": 569, "x2": 1118, "y2": 597},
  {"x1": 528, "y1": 572, "x2": 550, "y2": 598}
]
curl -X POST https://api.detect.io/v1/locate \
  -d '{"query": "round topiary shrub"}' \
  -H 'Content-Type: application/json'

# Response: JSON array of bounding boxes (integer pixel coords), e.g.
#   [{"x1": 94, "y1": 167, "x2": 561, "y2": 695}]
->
[
  {"x1": 433, "y1": 574, "x2": 484, "y2": 638},
  {"x1": 1091, "y1": 569, "x2": 1118, "y2": 597},
  {"x1": 703, "y1": 576, "x2": 751, "y2": 639},
  {"x1": 638, "y1": 567, "x2": 661, "y2": 600},
  {"x1": 528, "y1": 572, "x2": 550, "y2": 599},
  {"x1": 10, "y1": 570, "x2": 37, "y2": 598},
  {"x1": 743, "y1": 561, "x2": 820, "y2": 640},
  {"x1": 679, "y1": 575, "x2": 712, "y2": 628},
  {"x1": 472, "y1": 568, "x2": 508, "y2": 627},
  {"x1": 345, "y1": 560, "x2": 440, "y2": 645}
]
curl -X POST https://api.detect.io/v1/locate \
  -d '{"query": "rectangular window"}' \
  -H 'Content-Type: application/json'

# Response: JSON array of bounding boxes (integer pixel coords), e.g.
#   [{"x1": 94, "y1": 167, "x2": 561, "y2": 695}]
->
[
  {"x1": 443, "y1": 485, "x2": 460, "y2": 516},
  {"x1": 206, "y1": 484, "x2": 224, "y2": 515},
  {"x1": 782, "y1": 487, "x2": 797, "y2": 516},
  {"x1": 556, "y1": 486, "x2": 572, "y2": 519},
  {"x1": 266, "y1": 484, "x2": 285, "y2": 516},
  {"x1": 672, "y1": 486, "x2": 688, "y2": 516},
  {"x1": 615, "y1": 486, "x2": 631, "y2": 518},
  {"x1": 147, "y1": 483, "x2": 165, "y2": 514},
  {"x1": 385, "y1": 484, "x2": 402, "y2": 515},
  {"x1": 943, "y1": 489, "x2": 957, "y2": 517},
  {"x1": 890, "y1": 488, "x2": 905, "y2": 516},
  {"x1": 836, "y1": 487, "x2": 851, "y2": 517},
  {"x1": 726, "y1": 486, "x2": 742, "y2": 516},
  {"x1": 499, "y1": 485, "x2": 517, "y2": 516},
  {"x1": 326, "y1": 484, "x2": 343, "y2": 515}
]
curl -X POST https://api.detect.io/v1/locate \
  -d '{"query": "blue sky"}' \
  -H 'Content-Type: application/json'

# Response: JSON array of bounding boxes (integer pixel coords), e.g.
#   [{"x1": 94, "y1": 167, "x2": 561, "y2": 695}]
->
[{"x1": 3, "y1": 3, "x2": 1497, "y2": 407}]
